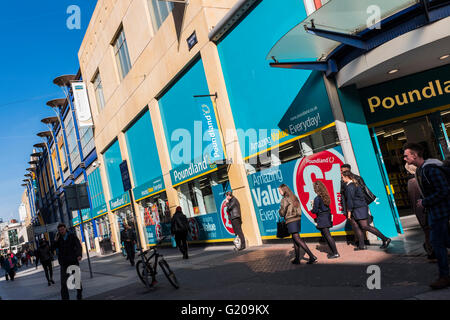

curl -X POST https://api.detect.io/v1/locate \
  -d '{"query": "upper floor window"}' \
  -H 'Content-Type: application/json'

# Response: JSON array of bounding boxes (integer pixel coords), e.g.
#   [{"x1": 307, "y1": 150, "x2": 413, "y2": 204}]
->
[
  {"x1": 148, "y1": 0, "x2": 174, "y2": 33},
  {"x1": 93, "y1": 71, "x2": 106, "y2": 110},
  {"x1": 112, "y1": 27, "x2": 132, "y2": 80}
]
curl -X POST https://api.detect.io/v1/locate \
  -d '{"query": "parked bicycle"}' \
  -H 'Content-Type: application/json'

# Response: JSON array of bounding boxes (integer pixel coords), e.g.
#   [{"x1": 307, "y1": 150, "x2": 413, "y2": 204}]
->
[{"x1": 136, "y1": 236, "x2": 179, "y2": 289}]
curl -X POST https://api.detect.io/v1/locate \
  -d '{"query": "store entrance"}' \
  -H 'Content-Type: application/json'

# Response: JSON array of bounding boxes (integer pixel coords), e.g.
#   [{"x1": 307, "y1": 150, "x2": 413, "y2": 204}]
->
[{"x1": 372, "y1": 110, "x2": 450, "y2": 217}]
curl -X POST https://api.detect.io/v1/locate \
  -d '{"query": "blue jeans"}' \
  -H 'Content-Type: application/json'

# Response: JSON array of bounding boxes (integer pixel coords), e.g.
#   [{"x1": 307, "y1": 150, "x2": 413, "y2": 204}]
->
[{"x1": 429, "y1": 216, "x2": 450, "y2": 277}]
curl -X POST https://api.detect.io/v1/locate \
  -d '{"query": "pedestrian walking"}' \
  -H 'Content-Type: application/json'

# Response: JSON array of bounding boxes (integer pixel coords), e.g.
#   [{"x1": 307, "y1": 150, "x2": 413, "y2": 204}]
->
[
  {"x1": 3, "y1": 251, "x2": 18, "y2": 281},
  {"x1": 342, "y1": 171, "x2": 391, "y2": 251},
  {"x1": 35, "y1": 239, "x2": 55, "y2": 286},
  {"x1": 52, "y1": 223, "x2": 83, "y2": 300},
  {"x1": 171, "y1": 206, "x2": 190, "y2": 259},
  {"x1": 340, "y1": 164, "x2": 376, "y2": 247},
  {"x1": 403, "y1": 143, "x2": 450, "y2": 290},
  {"x1": 405, "y1": 163, "x2": 434, "y2": 259},
  {"x1": 0, "y1": 255, "x2": 9, "y2": 281},
  {"x1": 120, "y1": 223, "x2": 137, "y2": 266},
  {"x1": 311, "y1": 181, "x2": 340, "y2": 259},
  {"x1": 225, "y1": 191, "x2": 246, "y2": 251},
  {"x1": 278, "y1": 184, "x2": 317, "y2": 264}
]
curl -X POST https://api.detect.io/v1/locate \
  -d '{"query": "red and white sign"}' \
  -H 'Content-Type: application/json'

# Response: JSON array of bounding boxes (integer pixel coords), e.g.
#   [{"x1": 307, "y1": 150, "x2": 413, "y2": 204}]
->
[
  {"x1": 220, "y1": 199, "x2": 235, "y2": 235},
  {"x1": 188, "y1": 218, "x2": 200, "y2": 240},
  {"x1": 293, "y1": 149, "x2": 346, "y2": 230}
]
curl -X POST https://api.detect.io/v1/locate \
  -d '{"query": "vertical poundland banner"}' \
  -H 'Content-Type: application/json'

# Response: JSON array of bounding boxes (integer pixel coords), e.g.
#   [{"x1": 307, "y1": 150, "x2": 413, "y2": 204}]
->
[
  {"x1": 195, "y1": 96, "x2": 225, "y2": 163},
  {"x1": 71, "y1": 82, "x2": 93, "y2": 127},
  {"x1": 248, "y1": 146, "x2": 352, "y2": 238}
]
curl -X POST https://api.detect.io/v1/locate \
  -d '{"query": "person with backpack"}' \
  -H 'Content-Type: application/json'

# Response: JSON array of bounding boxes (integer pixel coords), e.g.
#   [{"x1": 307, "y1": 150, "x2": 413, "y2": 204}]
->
[
  {"x1": 279, "y1": 184, "x2": 317, "y2": 265},
  {"x1": 403, "y1": 142, "x2": 450, "y2": 290},
  {"x1": 342, "y1": 171, "x2": 391, "y2": 251},
  {"x1": 340, "y1": 163, "x2": 376, "y2": 247},
  {"x1": 311, "y1": 180, "x2": 340, "y2": 259},
  {"x1": 171, "y1": 206, "x2": 190, "y2": 259}
]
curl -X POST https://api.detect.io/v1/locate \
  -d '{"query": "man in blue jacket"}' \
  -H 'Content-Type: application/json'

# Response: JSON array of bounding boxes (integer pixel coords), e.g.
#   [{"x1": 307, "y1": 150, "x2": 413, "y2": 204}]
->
[{"x1": 403, "y1": 143, "x2": 450, "y2": 290}]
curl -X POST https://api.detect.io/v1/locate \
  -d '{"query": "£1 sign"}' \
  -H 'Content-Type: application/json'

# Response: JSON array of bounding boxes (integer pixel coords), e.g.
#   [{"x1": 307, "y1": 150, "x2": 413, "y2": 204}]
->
[{"x1": 293, "y1": 149, "x2": 346, "y2": 230}]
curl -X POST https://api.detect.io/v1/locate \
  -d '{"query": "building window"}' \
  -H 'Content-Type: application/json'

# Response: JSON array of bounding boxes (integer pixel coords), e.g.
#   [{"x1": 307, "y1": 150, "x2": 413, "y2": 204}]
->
[
  {"x1": 93, "y1": 72, "x2": 106, "y2": 110},
  {"x1": 64, "y1": 112, "x2": 81, "y2": 169},
  {"x1": 147, "y1": 0, "x2": 174, "y2": 33},
  {"x1": 112, "y1": 27, "x2": 132, "y2": 80}
]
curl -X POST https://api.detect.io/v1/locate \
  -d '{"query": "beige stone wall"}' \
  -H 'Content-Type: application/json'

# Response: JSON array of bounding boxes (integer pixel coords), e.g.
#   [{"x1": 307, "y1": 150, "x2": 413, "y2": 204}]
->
[{"x1": 79, "y1": 0, "x2": 262, "y2": 249}]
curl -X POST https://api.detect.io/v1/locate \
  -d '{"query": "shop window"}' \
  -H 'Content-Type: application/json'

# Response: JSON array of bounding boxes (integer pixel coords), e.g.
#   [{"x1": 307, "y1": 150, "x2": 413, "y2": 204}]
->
[
  {"x1": 177, "y1": 167, "x2": 228, "y2": 218},
  {"x1": 246, "y1": 125, "x2": 340, "y2": 173}
]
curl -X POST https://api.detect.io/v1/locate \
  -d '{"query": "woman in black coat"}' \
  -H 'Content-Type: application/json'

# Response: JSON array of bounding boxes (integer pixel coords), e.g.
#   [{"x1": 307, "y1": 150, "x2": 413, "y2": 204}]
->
[
  {"x1": 311, "y1": 181, "x2": 340, "y2": 259},
  {"x1": 342, "y1": 171, "x2": 391, "y2": 250},
  {"x1": 171, "y1": 206, "x2": 190, "y2": 259},
  {"x1": 35, "y1": 239, "x2": 55, "y2": 286}
]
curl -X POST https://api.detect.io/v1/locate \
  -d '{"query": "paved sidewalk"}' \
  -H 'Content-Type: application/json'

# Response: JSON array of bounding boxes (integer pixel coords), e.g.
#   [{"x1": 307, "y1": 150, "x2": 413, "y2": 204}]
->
[{"x1": 0, "y1": 215, "x2": 449, "y2": 300}]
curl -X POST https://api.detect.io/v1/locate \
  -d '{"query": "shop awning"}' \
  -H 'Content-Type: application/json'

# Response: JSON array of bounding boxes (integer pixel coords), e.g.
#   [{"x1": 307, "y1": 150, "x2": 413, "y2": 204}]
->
[{"x1": 267, "y1": 0, "x2": 419, "y2": 73}]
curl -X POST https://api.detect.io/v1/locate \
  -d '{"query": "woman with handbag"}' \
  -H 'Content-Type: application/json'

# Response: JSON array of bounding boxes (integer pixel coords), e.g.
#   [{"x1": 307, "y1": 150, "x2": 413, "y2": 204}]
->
[
  {"x1": 311, "y1": 181, "x2": 340, "y2": 259},
  {"x1": 342, "y1": 171, "x2": 391, "y2": 250},
  {"x1": 278, "y1": 184, "x2": 317, "y2": 265}
]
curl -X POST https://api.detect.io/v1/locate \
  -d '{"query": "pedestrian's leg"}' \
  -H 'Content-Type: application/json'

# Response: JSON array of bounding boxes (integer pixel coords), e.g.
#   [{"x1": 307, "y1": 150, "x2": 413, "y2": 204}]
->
[
  {"x1": 60, "y1": 265, "x2": 70, "y2": 300},
  {"x1": 291, "y1": 238, "x2": 301, "y2": 264},
  {"x1": 49, "y1": 262, "x2": 54, "y2": 283},
  {"x1": 352, "y1": 219, "x2": 366, "y2": 249},
  {"x1": 292, "y1": 233, "x2": 316, "y2": 263},
  {"x1": 5, "y1": 271, "x2": 9, "y2": 281},
  {"x1": 128, "y1": 244, "x2": 135, "y2": 266},
  {"x1": 358, "y1": 219, "x2": 389, "y2": 243},
  {"x1": 430, "y1": 219, "x2": 449, "y2": 278},
  {"x1": 43, "y1": 262, "x2": 50, "y2": 284},
  {"x1": 321, "y1": 228, "x2": 339, "y2": 255},
  {"x1": 231, "y1": 218, "x2": 246, "y2": 249},
  {"x1": 175, "y1": 234, "x2": 184, "y2": 256},
  {"x1": 182, "y1": 235, "x2": 188, "y2": 259},
  {"x1": 9, "y1": 271, "x2": 15, "y2": 281}
]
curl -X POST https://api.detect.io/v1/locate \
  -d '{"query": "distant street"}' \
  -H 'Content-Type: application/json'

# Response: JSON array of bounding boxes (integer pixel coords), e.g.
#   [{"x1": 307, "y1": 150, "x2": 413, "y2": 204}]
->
[{"x1": 0, "y1": 216, "x2": 449, "y2": 301}]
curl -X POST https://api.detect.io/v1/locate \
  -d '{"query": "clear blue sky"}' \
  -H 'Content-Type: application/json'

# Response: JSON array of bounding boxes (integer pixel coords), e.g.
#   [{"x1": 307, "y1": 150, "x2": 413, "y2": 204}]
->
[{"x1": 0, "y1": 1, "x2": 97, "y2": 222}]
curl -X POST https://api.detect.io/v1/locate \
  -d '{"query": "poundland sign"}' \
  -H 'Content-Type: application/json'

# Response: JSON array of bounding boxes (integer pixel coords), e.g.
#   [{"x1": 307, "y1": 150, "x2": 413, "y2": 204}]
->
[
  {"x1": 170, "y1": 156, "x2": 218, "y2": 187},
  {"x1": 360, "y1": 64, "x2": 450, "y2": 125}
]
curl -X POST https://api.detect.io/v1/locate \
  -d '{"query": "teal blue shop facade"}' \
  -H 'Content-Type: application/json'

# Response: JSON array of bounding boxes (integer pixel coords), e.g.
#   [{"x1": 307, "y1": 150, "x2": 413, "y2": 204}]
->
[
  {"x1": 157, "y1": 56, "x2": 235, "y2": 244},
  {"x1": 249, "y1": 0, "x2": 450, "y2": 239}
]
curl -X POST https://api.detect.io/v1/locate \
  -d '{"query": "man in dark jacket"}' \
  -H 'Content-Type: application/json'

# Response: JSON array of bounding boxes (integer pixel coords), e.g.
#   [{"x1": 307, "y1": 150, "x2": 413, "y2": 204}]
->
[
  {"x1": 121, "y1": 223, "x2": 137, "y2": 266},
  {"x1": 404, "y1": 143, "x2": 450, "y2": 290},
  {"x1": 226, "y1": 191, "x2": 246, "y2": 250},
  {"x1": 52, "y1": 223, "x2": 83, "y2": 300},
  {"x1": 35, "y1": 239, "x2": 55, "y2": 286},
  {"x1": 171, "y1": 206, "x2": 190, "y2": 259}
]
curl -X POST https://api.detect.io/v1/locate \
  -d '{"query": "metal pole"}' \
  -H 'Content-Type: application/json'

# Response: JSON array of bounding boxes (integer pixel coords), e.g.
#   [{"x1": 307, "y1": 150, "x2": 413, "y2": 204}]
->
[
  {"x1": 76, "y1": 184, "x2": 93, "y2": 278},
  {"x1": 128, "y1": 190, "x2": 144, "y2": 254}
]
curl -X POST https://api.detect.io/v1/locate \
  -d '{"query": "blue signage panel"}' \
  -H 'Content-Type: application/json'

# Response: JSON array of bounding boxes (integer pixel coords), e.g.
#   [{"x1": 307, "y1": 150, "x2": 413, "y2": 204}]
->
[
  {"x1": 195, "y1": 96, "x2": 225, "y2": 163},
  {"x1": 120, "y1": 160, "x2": 132, "y2": 192},
  {"x1": 109, "y1": 192, "x2": 131, "y2": 211},
  {"x1": 133, "y1": 176, "x2": 166, "y2": 202},
  {"x1": 170, "y1": 156, "x2": 218, "y2": 187}
]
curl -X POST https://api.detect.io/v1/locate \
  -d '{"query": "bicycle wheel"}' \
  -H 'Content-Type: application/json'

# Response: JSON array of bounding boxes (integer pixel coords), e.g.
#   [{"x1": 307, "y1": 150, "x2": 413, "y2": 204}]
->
[
  {"x1": 136, "y1": 260, "x2": 153, "y2": 288},
  {"x1": 159, "y1": 259, "x2": 179, "y2": 289}
]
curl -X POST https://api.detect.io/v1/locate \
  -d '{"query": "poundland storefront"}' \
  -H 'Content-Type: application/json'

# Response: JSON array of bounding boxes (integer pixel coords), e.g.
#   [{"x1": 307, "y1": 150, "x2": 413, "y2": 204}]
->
[{"x1": 358, "y1": 64, "x2": 450, "y2": 217}]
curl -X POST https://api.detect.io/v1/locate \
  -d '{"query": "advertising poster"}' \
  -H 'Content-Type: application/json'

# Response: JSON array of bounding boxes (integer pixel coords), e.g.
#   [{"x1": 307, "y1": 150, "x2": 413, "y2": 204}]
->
[{"x1": 248, "y1": 146, "x2": 352, "y2": 238}]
